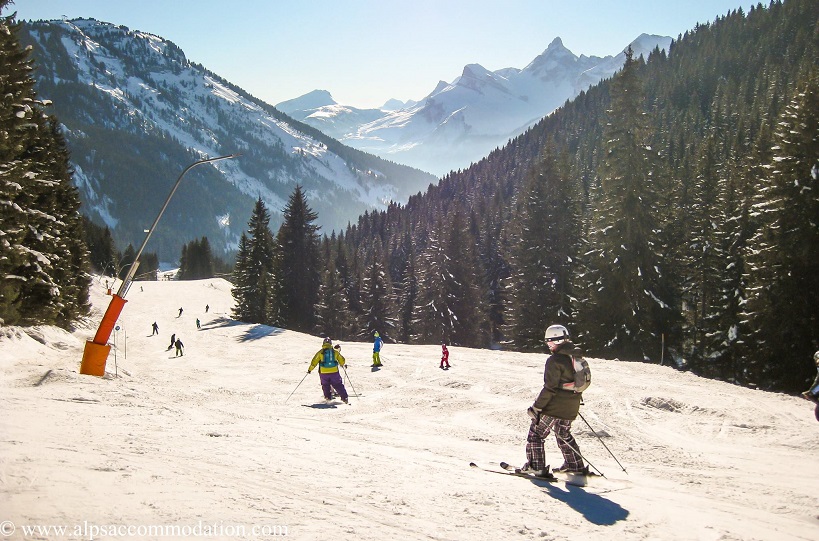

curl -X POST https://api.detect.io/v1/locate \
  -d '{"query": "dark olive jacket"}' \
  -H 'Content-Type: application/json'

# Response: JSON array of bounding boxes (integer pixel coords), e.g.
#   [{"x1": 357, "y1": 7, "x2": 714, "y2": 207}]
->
[{"x1": 532, "y1": 342, "x2": 583, "y2": 421}]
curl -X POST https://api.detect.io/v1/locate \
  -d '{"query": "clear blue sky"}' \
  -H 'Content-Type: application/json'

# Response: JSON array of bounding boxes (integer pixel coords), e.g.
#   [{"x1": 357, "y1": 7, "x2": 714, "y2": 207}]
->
[{"x1": 12, "y1": 0, "x2": 757, "y2": 109}]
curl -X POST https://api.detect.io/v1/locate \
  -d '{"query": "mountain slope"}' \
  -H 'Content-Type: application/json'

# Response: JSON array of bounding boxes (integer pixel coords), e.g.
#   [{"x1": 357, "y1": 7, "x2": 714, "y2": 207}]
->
[
  {"x1": 20, "y1": 19, "x2": 436, "y2": 261},
  {"x1": 284, "y1": 34, "x2": 672, "y2": 175},
  {"x1": 1, "y1": 275, "x2": 817, "y2": 540}
]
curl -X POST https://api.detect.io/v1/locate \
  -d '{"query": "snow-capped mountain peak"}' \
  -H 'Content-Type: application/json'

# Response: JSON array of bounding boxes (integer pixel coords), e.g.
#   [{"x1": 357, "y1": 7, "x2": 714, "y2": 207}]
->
[
  {"x1": 275, "y1": 89, "x2": 336, "y2": 116},
  {"x1": 456, "y1": 63, "x2": 511, "y2": 94},
  {"x1": 629, "y1": 33, "x2": 674, "y2": 58},
  {"x1": 24, "y1": 18, "x2": 435, "y2": 261},
  {"x1": 287, "y1": 34, "x2": 672, "y2": 175},
  {"x1": 427, "y1": 80, "x2": 451, "y2": 100},
  {"x1": 523, "y1": 37, "x2": 582, "y2": 75}
]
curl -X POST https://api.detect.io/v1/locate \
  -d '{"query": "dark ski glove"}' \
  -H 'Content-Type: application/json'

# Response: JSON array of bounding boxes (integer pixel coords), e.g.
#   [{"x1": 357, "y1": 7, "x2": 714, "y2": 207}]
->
[{"x1": 527, "y1": 406, "x2": 542, "y2": 422}]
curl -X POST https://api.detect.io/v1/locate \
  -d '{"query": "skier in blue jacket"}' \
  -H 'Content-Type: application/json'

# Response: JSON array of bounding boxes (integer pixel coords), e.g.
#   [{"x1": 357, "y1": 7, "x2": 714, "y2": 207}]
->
[{"x1": 372, "y1": 331, "x2": 383, "y2": 367}]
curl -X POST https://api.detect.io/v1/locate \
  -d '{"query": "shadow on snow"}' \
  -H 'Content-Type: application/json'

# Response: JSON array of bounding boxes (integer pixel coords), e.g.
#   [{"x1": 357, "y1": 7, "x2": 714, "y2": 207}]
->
[
  {"x1": 197, "y1": 317, "x2": 284, "y2": 342},
  {"x1": 524, "y1": 477, "x2": 630, "y2": 525}
]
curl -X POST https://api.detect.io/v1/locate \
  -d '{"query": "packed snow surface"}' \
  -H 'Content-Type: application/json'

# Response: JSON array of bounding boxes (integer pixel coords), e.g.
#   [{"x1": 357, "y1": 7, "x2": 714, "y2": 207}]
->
[{"x1": 1, "y1": 276, "x2": 818, "y2": 540}]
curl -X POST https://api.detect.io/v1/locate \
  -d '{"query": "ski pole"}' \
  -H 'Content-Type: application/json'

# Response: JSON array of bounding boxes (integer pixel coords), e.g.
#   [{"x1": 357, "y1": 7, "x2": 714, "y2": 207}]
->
[
  {"x1": 553, "y1": 432, "x2": 607, "y2": 478},
  {"x1": 342, "y1": 365, "x2": 360, "y2": 398},
  {"x1": 536, "y1": 414, "x2": 605, "y2": 478},
  {"x1": 284, "y1": 372, "x2": 310, "y2": 404},
  {"x1": 578, "y1": 412, "x2": 628, "y2": 474}
]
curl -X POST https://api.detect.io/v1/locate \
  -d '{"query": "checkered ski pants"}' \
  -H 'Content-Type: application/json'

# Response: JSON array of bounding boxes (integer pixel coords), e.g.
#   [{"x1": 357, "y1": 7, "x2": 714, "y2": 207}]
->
[{"x1": 525, "y1": 414, "x2": 584, "y2": 472}]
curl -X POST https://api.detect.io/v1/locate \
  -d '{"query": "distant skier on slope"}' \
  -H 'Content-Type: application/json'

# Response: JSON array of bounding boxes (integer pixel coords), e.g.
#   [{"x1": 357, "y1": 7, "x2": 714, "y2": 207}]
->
[
  {"x1": 440, "y1": 342, "x2": 450, "y2": 370},
  {"x1": 151, "y1": 322, "x2": 159, "y2": 335},
  {"x1": 520, "y1": 324, "x2": 588, "y2": 478},
  {"x1": 372, "y1": 331, "x2": 383, "y2": 367},
  {"x1": 308, "y1": 338, "x2": 349, "y2": 404},
  {"x1": 174, "y1": 338, "x2": 184, "y2": 357}
]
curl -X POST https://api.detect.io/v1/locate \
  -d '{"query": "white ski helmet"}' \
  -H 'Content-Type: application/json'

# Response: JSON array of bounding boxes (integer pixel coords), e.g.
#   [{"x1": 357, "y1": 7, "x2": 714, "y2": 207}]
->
[{"x1": 544, "y1": 324, "x2": 570, "y2": 343}]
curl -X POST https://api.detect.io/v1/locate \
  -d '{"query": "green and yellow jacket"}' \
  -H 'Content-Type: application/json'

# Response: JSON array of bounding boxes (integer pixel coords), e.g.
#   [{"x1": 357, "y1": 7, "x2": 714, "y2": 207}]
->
[{"x1": 309, "y1": 344, "x2": 347, "y2": 374}]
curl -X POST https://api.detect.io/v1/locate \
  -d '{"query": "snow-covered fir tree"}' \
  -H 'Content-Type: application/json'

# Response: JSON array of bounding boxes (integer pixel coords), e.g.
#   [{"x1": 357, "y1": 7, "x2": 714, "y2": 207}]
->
[
  {"x1": 508, "y1": 146, "x2": 580, "y2": 351},
  {"x1": 0, "y1": 5, "x2": 89, "y2": 327},
  {"x1": 742, "y1": 73, "x2": 819, "y2": 390},
  {"x1": 410, "y1": 227, "x2": 448, "y2": 344},
  {"x1": 476, "y1": 212, "x2": 509, "y2": 349},
  {"x1": 441, "y1": 211, "x2": 483, "y2": 347},
  {"x1": 231, "y1": 198, "x2": 277, "y2": 325},
  {"x1": 316, "y1": 235, "x2": 351, "y2": 340},
  {"x1": 396, "y1": 232, "x2": 420, "y2": 343},
  {"x1": 359, "y1": 242, "x2": 396, "y2": 341},
  {"x1": 275, "y1": 185, "x2": 321, "y2": 333},
  {"x1": 578, "y1": 48, "x2": 676, "y2": 361}
]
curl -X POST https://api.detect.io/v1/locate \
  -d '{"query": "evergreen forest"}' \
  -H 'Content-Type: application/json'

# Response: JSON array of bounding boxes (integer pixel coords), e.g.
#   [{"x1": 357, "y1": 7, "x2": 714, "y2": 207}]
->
[
  {"x1": 237, "y1": 0, "x2": 819, "y2": 394},
  {"x1": 3, "y1": 1, "x2": 818, "y2": 396}
]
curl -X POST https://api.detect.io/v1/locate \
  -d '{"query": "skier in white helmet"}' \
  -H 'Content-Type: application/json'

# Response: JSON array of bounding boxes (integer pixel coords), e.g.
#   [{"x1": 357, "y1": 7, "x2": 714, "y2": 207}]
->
[{"x1": 521, "y1": 324, "x2": 588, "y2": 477}]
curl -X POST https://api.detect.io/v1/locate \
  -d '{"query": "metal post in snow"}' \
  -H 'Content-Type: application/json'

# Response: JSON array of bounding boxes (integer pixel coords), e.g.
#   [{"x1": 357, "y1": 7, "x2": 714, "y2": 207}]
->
[
  {"x1": 80, "y1": 154, "x2": 240, "y2": 376},
  {"x1": 660, "y1": 333, "x2": 665, "y2": 366}
]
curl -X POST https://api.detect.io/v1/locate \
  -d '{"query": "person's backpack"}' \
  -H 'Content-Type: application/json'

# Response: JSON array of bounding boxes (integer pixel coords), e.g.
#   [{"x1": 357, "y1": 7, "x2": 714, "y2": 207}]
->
[
  {"x1": 320, "y1": 347, "x2": 338, "y2": 369},
  {"x1": 561, "y1": 355, "x2": 591, "y2": 393}
]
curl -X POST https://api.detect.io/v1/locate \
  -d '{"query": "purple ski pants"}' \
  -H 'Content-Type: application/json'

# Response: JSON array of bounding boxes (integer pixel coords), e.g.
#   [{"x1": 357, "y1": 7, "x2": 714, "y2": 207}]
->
[{"x1": 319, "y1": 371, "x2": 348, "y2": 401}]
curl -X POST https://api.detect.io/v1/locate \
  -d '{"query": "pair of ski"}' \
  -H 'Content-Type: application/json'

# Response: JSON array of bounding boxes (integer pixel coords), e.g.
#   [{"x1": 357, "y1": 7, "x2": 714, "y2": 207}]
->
[{"x1": 470, "y1": 461, "x2": 599, "y2": 487}]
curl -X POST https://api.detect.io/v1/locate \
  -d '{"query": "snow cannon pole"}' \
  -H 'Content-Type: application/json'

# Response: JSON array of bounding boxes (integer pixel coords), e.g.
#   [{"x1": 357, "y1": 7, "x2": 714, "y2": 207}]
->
[{"x1": 80, "y1": 154, "x2": 240, "y2": 377}]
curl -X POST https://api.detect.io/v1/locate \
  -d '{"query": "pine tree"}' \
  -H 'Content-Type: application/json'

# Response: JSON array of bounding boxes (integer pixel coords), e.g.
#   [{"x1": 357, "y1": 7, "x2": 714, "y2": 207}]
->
[
  {"x1": 679, "y1": 95, "x2": 750, "y2": 379},
  {"x1": 82, "y1": 217, "x2": 117, "y2": 274},
  {"x1": 0, "y1": 6, "x2": 89, "y2": 326},
  {"x1": 139, "y1": 252, "x2": 159, "y2": 281},
  {"x1": 14, "y1": 113, "x2": 70, "y2": 324},
  {"x1": 276, "y1": 185, "x2": 321, "y2": 332},
  {"x1": 743, "y1": 74, "x2": 819, "y2": 391},
  {"x1": 231, "y1": 198, "x2": 277, "y2": 325},
  {"x1": 681, "y1": 135, "x2": 728, "y2": 370},
  {"x1": 230, "y1": 234, "x2": 253, "y2": 320},
  {"x1": 178, "y1": 244, "x2": 189, "y2": 279},
  {"x1": 359, "y1": 243, "x2": 396, "y2": 341},
  {"x1": 411, "y1": 213, "x2": 482, "y2": 346},
  {"x1": 509, "y1": 147, "x2": 580, "y2": 351},
  {"x1": 579, "y1": 48, "x2": 675, "y2": 361},
  {"x1": 443, "y1": 211, "x2": 483, "y2": 347},
  {"x1": 477, "y1": 213, "x2": 509, "y2": 348},
  {"x1": 395, "y1": 232, "x2": 419, "y2": 343},
  {"x1": 119, "y1": 244, "x2": 136, "y2": 280},
  {"x1": 333, "y1": 232, "x2": 357, "y2": 339},
  {"x1": 178, "y1": 237, "x2": 215, "y2": 280},
  {"x1": 316, "y1": 255, "x2": 349, "y2": 340},
  {"x1": 411, "y1": 227, "x2": 448, "y2": 344},
  {"x1": 0, "y1": 6, "x2": 39, "y2": 324},
  {"x1": 41, "y1": 115, "x2": 91, "y2": 326}
]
